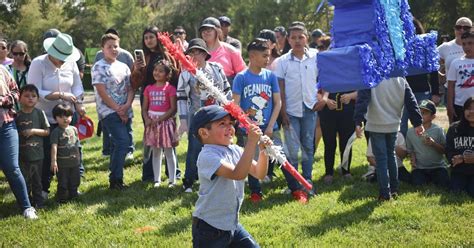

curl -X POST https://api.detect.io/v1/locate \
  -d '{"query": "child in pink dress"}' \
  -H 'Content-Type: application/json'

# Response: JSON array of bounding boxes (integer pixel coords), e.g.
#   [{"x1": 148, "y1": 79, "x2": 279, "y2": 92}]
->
[{"x1": 142, "y1": 60, "x2": 178, "y2": 188}]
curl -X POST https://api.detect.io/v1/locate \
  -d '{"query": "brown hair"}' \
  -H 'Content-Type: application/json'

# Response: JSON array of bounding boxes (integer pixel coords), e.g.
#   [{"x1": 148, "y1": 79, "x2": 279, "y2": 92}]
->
[{"x1": 101, "y1": 33, "x2": 120, "y2": 47}]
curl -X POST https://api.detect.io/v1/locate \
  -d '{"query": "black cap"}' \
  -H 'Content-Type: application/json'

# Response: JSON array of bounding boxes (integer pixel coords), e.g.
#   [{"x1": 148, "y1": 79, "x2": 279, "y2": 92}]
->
[
  {"x1": 274, "y1": 26, "x2": 287, "y2": 36},
  {"x1": 218, "y1": 16, "x2": 232, "y2": 25},
  {"x1": 258, "y1": 29, "x2": 277, "y2": 43},
  {"x1": 190, "y1": 105, "x2": 230, "y2": 139},
  {"x1": 419, "y1": 99, "x2": 436, "y2": 114},
  {"x1": 311, "y1": 29, "x2": 325, "y2": 38},
  {"x1": 185, "y1": 38, "x2": 211, "y2": 60},
  {"x1": 105, "y1": 28, "x2": 119, "y2": 37},
  {"x1": 43, "y1": 28, "x2": 60, "y2": 40},
  {"x1": 199, "y1": 17, "x2": 221, "y2": 32}
]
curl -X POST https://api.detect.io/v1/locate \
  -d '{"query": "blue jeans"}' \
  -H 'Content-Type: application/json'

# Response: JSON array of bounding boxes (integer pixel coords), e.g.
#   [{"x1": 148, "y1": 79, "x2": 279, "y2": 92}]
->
[
  {"x1": 0, "y1": 121, "x2": 32, "y2": 210},
  {"x1": 400, "y1": 91, "x2": 431, "y2": 136},
  {"x1": 102, "y1": 119, "x2": 134, "y2": 156},
  {"x1": 103, "y1": 113, "x2": 132, "y2": 182},
  {"x1": 192, "y1": 218, "x2": 259, "y2": 248},
  {"x1": 183, "y1": 132, "x2": 202, "y2": 188},
  {"x1": 370, "y1": 132, "x2": 398, "y2": 198},
  {"x1": 283, "y1": 106, "x2": 317, "y2": 191},
  {"x1": 450, "y1": 172, "x2": 474, "y2": 197}
]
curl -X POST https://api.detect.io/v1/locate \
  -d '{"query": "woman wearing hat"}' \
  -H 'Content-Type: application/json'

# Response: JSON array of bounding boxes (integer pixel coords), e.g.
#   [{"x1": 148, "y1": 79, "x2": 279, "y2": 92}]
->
[
  {"x1": 0, "y1": 65, "x2": 38, "y2": 219},
  {"x1": 199, "y1": 17, "x2": 246, "y2": 84},
  {"x1": 27, "y1": 32, "x2": 85, "y2": 197},
  {"x1": 177, "y1": 38, "x2": 231, "y2": 192},
  {"x1": 131, "y1": 26, "x2": 181, "y2": 182}
]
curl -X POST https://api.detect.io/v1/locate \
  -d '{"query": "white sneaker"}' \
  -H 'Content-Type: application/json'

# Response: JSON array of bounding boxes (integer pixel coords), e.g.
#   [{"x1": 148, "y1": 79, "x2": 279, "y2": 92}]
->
[
  {"x1": 168, "y1": 183, "x2": 176, "y2": 188},
  {"x1": 126, "y1": 152, "x2": 134, "y2": 161},
  {"x1": 41, "y1": 191, "x2": 48, "y2": 200},
  {"x1": 23, "y1": 207, "x2": 38, "y2": 220},
  {"x1": 154, "y1": 182, "x2": 161, "y2": 188},
  {"x1": 362, "y1": 166, "x2": 376, "y2": 179},
  {"x1": 184, "y1": 187, "x2": 193, "y2": 193}
]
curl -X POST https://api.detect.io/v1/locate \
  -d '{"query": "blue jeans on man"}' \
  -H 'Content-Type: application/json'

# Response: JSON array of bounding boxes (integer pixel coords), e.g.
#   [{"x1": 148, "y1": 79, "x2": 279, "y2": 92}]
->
[
  {"x1": 0, "y1": 121, "x2": 32, "y2": 210},
  {"x1": 192, "y1": 218, "x2": 259, "y2": 248},
  {"x1": 370, "y1": 132, "x2": 398, "y2": 198},
  {"x1": 103, "y1": 112, "x2": 132, "y2": 183},
  {"x1": 283, "y1": 105, "x2": 317, "y2": 191},
  {"x1": 183, "y1": 132, "x2": 202, "y2": 189}
]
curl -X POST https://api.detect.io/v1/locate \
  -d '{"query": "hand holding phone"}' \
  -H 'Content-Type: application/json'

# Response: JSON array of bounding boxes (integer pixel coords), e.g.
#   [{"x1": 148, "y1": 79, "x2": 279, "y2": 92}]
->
[{"x1": 134, "y1": 49, "x2": 146, "y2": 67}]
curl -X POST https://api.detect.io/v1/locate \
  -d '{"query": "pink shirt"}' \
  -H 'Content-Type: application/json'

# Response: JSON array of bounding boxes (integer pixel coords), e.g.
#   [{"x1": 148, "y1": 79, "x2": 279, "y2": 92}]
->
[
  {"x1": 144, "y1": 82, "x2": 176, "y2": 112},
  {"x1": 209, "y1": 43, "x2": 246, "y2": 77}
]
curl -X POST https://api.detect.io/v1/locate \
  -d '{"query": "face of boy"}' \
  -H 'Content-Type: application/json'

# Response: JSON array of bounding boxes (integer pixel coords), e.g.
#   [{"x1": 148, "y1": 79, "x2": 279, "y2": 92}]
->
[
  {"x1": 200, "y1": 115, "x2": 235, "y2": 146},
  {"x1": 420, "y1": 108, "x2": 434, "y2": 124},
  {"x1": 56, "y1": 115, "x2": 72, "y2": 129},
  {"x1": 20, "y1": 91, "x2": 38, "y2": 109},
  {"x1": 288, "y1": 30, "x2": 308, "y2": 52},
  {"x1": 462, "y1": 37, "x2": 474, "y2": 57},
  {"x1": 250, "y1": 49, "x2": 270, "y2": 68},
  {"x1": 103, "y1": 39, "x2": 119, "y2": 61},
  {"x1": 189, "y1": 49, "x2": 206, "y2": 63}
]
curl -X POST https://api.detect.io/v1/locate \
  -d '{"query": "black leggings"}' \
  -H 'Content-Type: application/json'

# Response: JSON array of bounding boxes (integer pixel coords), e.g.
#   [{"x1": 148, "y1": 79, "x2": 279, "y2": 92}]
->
[{"x1": 319, "y1": 105, "x2": 355, "y2": 176}]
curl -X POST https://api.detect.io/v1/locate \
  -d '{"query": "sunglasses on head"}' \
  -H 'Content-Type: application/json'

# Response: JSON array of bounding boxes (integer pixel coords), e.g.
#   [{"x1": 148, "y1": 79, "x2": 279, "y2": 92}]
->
[
  {"x1": 455, "y1": 25, "x2": 471, "y2": 31},
  {"x1": 12, "y1": 52, "x2": 26, "y2": 56}
]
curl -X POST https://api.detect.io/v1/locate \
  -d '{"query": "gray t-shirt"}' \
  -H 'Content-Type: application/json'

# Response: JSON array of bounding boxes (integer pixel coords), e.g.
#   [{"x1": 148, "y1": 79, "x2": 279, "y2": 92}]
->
[
  {"x1": 406, "y1": 123, "x2": 447, "y2": 169},
  {"x1": 16, "y1": 108, "x2": 50, "y2": 161},
  {"x1": 193, "y1": 144, "x2": 244, "y2": 231}
]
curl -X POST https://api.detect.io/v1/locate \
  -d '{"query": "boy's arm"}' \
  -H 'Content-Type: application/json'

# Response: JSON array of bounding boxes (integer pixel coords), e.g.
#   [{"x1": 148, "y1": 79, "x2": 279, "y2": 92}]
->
[
  {"x1": 424, "y1": 136, "x2": 445, "y2": 154},
  {"x1": 264, "y1": 92, "x2": 281, "y2": 137},
  {"x1": 409, "y1": 152, "x2": 417, "y2": 169},
  {"x1": 51, "y1": 144, "x2": 58, "y2": 174},
  {"x1": 395, "y1": 146, "x2": 407, "y2": 160},
  {"x1": 354, "y1": 89, "x2": 371, "y2": 138},
  {"x1": 278, "y1": 79, "x2": 289, "y2": 128},
  {"x1": 248, "y1": 149, "x2": 269, "y2": 180},
  {"x1": 403, "y1": 82, "x2": 423, "y2": 132},
  {"x1": 232, "y1": 93, "x2": 241, "y2": 106},
  {"x1": 215, "y1": 125, "x2": 262, "y2": 180}
]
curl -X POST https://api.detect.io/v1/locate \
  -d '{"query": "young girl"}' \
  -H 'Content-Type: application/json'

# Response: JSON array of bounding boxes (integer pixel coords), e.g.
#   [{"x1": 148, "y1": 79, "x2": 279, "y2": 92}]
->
[
  {"x1": 142, "y1": 60, "x2": 178, "y2": 188},
  {"x1": 446, "y1": 97, "x2": 474, "y2": 197}
]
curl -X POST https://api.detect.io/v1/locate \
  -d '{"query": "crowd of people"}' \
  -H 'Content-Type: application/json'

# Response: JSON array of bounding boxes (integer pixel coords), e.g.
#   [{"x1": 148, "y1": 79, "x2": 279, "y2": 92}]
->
[{"x1": 0, "y1": 14, "x2": 473, "y2": 247}]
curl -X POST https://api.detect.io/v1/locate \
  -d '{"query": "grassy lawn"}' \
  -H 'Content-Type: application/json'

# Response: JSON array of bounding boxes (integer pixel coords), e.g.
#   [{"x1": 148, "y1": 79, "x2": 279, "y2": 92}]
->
[{"x1": 1, "y1": 102, "x2": 473, "y2": 247}]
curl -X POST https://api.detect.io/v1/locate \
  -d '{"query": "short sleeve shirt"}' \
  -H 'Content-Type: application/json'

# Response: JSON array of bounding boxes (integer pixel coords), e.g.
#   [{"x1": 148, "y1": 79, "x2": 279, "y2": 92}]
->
[
  {"x1": 274, "y1": 48, "x2": 318, "y2": 117},
  {"x1": 50, "y1": 126, "x2": 80, "y2": 168},
  {"x1": 15, "y1": 108, "x2": 50, "y2": 161},
  {"x1": 438, "y1": 39, "x2": 464, "y2": 82},
  {"x1": 209, "y1": 43, "x2": 246, "y2": 78},
  {"x1": 91, "y1": 59, "x2": 132, "y2": 120},
  {"x1": 447, "y1": 57, "x2": 474, "y2": 106},
  {"x1": 193, "y1": 144, "x2": 244, "y2": 231},
  {"x1": 406, "y1": 124, "x2": 447, "y2": 169},
  {"x1": 232, "y1": 69, "x2": 280, "y2": 129},
  {"x1": 143, "y1": 83, "x2": 176, "y2": 112}
]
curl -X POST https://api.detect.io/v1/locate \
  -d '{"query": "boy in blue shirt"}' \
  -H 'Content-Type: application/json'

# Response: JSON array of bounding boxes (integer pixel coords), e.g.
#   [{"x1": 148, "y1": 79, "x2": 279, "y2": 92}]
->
[
  {"x1": 232, "y1": 38, "x2": 281, "y2": 202},
  {"x1": 190, "y1": 105, "x2": 270, "y2": 247}
]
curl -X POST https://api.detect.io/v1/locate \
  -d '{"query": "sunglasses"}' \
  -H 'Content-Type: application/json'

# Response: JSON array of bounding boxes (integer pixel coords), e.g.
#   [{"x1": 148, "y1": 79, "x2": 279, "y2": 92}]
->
[
  {"x1": 455, "y1": 25, "x2": 471, "y2": 31},
  {"x1": 174, "y1": 31, "x2": 185, "y2": 35},
  {"x1": 12, "y1": 52, "x2": 26, "y2": 56}
]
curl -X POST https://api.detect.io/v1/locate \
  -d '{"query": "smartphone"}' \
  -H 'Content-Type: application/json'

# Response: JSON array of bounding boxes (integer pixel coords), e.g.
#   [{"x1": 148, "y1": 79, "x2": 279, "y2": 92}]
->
[{"x1": 134, "y1": 49, "x2": 145, "y2": 66}]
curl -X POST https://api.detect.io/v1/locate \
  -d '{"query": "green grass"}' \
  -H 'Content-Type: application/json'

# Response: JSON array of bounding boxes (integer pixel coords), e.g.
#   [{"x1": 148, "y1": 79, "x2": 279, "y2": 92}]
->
[{"x1": 1, "y1": 103, "x2": 473, "y2": 247}]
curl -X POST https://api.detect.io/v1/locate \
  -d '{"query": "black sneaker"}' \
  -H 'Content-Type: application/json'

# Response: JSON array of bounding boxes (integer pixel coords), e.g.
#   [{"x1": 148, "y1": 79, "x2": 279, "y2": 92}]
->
[
  {"x1": 110, "y1": 181, "x2": 128, "y2": 190},
  {"x1": 378, "y1": 194, "x2": 391, "y2": 202}
]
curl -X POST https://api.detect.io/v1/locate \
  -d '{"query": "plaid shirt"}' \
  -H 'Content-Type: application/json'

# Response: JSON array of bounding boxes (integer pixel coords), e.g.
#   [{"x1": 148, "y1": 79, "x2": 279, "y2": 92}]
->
[{"x1": 0, "y1": 67, "x2": 19, "y2": 125}]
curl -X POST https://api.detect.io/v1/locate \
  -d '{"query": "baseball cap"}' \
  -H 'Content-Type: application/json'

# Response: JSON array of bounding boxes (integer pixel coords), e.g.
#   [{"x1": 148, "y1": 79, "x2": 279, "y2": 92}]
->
[
  {"x1": 199, "y1": 17, "x2": 221, "y2": 32},
  {"x1": 274, "y1": 26, "x2": 287, "y2": 36},
  {"x1": 312, "y1": 29, "x2": 325, "y2": 38},
  {"x1": 419, "y1": 99, "x2": 436, "y2": 114},
  {"x1": 258, "y1": 29, "x2": 277, "y2": 43},
  {"x1": 43, "y1": 28, "x2": 60, "y2": 40},
  {"x1": 218, "y1": 16, "x2": 232, "y2": 25},
  {"x1": 190, "y1": 105, "x2": 230, "y2": 139},
  {"x1": 456, "y1": 17, "x2": 472, "y2": 27}
]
